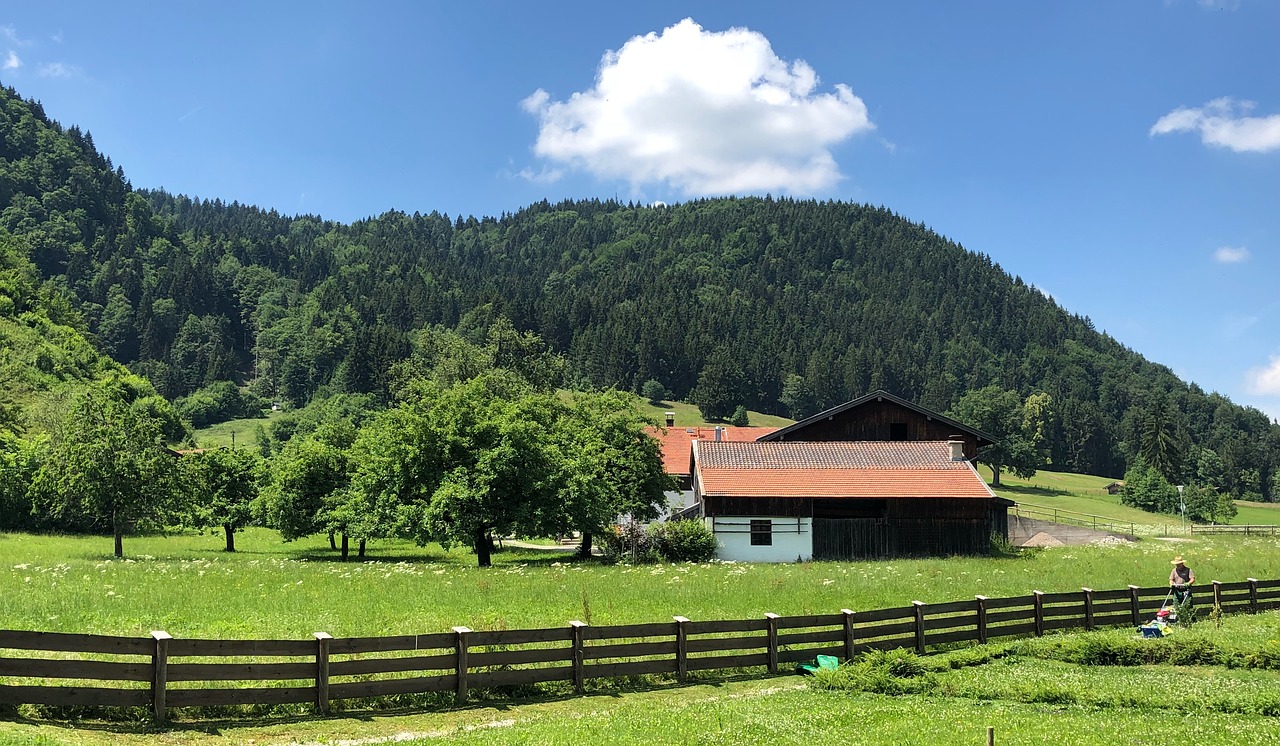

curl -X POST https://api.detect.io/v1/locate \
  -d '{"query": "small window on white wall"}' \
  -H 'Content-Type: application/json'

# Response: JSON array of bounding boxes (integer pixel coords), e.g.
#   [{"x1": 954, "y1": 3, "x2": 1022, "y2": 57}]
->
[{"x1": 750, "y1": 519, "x2": 772, "y2": 546}]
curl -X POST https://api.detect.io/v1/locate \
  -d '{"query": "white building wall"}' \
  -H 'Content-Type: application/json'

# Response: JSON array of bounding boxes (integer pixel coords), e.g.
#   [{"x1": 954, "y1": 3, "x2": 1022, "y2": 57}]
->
[{"x1": 706, "y1": 516, "x2": 813, "y2": 562}]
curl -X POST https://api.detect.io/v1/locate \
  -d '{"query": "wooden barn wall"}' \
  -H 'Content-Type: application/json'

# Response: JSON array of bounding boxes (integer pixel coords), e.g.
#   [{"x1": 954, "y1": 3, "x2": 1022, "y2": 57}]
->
[
  {"x1": 774, "y1": 400, "x2": 979, "y2": 459},
  {"x1": 702, "y1": 496, "x2": 813, "y2": 517},
  {"x1": 811, "y1": 498, "x2": 996, "y2": 560}
]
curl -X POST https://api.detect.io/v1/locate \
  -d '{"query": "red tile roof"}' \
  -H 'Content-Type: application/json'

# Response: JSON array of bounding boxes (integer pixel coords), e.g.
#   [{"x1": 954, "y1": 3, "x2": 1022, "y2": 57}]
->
[
  {"x1": 694, "y1": 441, "x2": 995, "y2": 499},
  {"x1": 647, "y1": 426, "x2": 780, "y2": 476}
]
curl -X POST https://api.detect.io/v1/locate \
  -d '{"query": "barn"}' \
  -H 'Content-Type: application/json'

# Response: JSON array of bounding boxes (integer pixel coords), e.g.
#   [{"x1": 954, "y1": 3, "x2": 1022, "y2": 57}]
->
[{"x1": 686, "y1": 391, "x2": 1012, "y2": 561}]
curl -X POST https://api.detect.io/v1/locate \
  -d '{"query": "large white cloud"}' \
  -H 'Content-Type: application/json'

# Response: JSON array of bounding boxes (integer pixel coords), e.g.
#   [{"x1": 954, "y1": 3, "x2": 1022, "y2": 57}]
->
[
  {"x1": 1247, "y1": 356, "x2": 1280, "y2": 395},
  {"x1": 1151, "y1": 97, "x2": 1280, "y2": 153},
  {"x1": 522, "y1": 18, "x2": 874, "y2": 195}
]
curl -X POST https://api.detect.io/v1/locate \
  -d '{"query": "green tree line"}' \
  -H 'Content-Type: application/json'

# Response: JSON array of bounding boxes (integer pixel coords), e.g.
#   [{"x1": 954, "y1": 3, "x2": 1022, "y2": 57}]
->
[{"x1": 1, "y1": 83, "x2": 1277, "y2": 501}]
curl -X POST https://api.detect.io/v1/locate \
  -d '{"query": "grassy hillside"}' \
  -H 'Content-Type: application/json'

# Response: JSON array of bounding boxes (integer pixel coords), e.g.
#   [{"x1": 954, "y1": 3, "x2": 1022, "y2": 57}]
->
[
  {"x1": 635, "y1": 397, "x2": 794, "y2": 428},
  {"x1": 982, "y1": 466, "x2": 1280, "y2": 529},
  {"x1": 189, "y1": 410, "x2": 285, "y2": 448}
]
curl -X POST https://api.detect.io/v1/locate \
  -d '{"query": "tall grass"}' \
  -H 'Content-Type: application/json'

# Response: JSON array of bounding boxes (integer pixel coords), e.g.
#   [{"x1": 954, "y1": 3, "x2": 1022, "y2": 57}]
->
[{"x1": 1, "y1": 528, "x2": 1277, "y2": 638}]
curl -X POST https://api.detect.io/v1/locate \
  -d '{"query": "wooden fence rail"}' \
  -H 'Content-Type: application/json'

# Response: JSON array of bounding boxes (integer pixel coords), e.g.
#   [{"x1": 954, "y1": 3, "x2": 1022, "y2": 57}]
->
[
  {"x1": 2, "y1": 577, "x2": 1277, "y2": 722},
  {"x1": 1189, "y1": 524, "x2": 1279, "y2": 536}
]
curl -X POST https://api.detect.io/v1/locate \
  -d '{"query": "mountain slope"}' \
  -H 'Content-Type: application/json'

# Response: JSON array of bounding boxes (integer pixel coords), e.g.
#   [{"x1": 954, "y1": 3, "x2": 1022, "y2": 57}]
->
[{"x1": 1, "y1": 83, "x2": 1276, "y2": 494}]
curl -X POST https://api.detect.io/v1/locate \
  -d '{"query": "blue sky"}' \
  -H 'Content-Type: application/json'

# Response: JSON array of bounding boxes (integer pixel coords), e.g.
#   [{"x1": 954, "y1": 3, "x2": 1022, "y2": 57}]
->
[{"x1": 3, "y1": 2, "x2": 1279, "y2": 420}]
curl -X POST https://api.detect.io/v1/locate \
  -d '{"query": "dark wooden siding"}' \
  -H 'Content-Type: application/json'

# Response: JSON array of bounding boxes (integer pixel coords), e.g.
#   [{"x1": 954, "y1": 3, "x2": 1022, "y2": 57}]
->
[
  {"x1": 772, "y1": 400, "x2": 980, "y2": 459},
  {"x1": 702, "y1": 496, "x2": 812, "y2": 518},
  {"x1": 811, "y1": 499, "x2": 995, "y2": 560}
]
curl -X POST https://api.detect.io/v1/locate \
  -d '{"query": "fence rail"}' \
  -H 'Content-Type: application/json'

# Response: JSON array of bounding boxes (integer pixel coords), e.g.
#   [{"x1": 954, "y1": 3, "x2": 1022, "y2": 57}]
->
[
  {"x1": 1010, "y1": 502, "x2": 1136, "y2": 537},
  {"x1": 1190, "y1": 524, "x2": 1279, "y2": 536},
  {"x1": 2, "y1": 577, "x2": 1277, "y2": 722}
]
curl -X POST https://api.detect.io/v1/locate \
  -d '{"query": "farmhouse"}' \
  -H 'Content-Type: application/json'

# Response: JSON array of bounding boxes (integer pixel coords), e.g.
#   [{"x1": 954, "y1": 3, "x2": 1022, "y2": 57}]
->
[{"x1": 685, "y1": 391, "x2": 1010, "y2": 561}]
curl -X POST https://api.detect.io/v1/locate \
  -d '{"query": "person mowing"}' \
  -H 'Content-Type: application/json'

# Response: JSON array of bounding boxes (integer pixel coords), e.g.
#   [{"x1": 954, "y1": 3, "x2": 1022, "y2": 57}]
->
[{"x1": 1169, "y1": 556, "x2": 1195, "y2": 605}]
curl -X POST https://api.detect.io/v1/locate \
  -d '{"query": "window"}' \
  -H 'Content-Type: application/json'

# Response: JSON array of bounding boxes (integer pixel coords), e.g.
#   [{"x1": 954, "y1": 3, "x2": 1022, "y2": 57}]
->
[
  {"x1": 889, "y1": 422, "x2": 908, "y2": 441},
  {"x1": 750, "y1": 519, "x2": 773, "y2": 546}
]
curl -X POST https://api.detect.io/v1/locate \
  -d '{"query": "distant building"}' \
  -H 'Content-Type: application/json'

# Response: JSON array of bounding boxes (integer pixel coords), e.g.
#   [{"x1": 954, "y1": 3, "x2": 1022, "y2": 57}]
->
[{"x1": 651, "y1": 391, "x2": 1010, "y2": 561}]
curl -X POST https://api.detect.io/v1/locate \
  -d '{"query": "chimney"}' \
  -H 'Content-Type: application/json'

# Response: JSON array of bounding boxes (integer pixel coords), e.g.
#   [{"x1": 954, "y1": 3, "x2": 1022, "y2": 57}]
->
[
  {"x1": 948, "y1": 436, "x2": 966, "y2": 462},
  {"x1": 715, "y1": 426, "x2": 723, "y2": 442},
  {"x1": 665, "y1": 411, "x2": 675, "y2": 427}
]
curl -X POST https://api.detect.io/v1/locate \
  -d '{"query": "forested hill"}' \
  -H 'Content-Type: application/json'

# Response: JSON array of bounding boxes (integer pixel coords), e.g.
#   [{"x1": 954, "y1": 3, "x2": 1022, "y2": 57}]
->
[{"x1": 2, "y1": 83, "x2": 1277, "y2": 494}]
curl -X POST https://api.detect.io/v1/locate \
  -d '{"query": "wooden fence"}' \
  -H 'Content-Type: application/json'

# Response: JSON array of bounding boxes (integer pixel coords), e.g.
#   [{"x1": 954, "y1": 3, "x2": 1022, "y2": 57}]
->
[
  {"x1": 1189, "y1": 524, "x2": 1279, "y2": 536},
  {"x1": 2, "y1": 578, "x2": 1277, "y2": 722}
]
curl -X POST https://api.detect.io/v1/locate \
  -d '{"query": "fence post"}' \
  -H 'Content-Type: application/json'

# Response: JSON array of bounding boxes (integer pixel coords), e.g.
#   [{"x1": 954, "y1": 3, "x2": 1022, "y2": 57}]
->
[
  {"x1": 453, "y1": 626, "x2": 471, "y2": 704},
  {"x1": 841, "y1": 609, "x2": 856, "y2": 660},
  {"x1": 912, "y1": 601, "x2": 926, "y2": 654},
  {"x1": 1213, "y1": 580, "x2": 1223, "y2": 610},
  {"x1": 1082, "y1": 588, "x2": 1094, "y2": 632},
  {"x1": 1032, "y1": 591, "x2": 1044, "y2": 637},
  {"x1": 1128, "y1": 585, "x2": 1141, "y2": 627},
  {"x1": 314, "y1": 632, "x2": 332, "y2": 715},
  {"x1": 765, "y1": 613, "x2": 780, "y2": 674},
  {"x1": 673, "y1": 616, "x2": 689, "y2": 682},
  {"x1": 150, "y1": 630, "x2": 171, "y2": 723},
  {"x1": 569, "y1": 621, "x2": 587, "y2": 694},
  {"x1": 975, "y1": 596, "x2": 988, "y2": 644},
  {"x1": 1248, "y1": 578, "x2": 1259, "y2": 614}
]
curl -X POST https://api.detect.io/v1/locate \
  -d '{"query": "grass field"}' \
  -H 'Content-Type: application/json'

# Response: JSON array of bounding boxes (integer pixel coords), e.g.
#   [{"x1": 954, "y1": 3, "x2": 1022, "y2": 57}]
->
[
  {"x1": 634, "y1": 397, "x2": 794, "y2": 428},
  {"x1": 2, "y1": 528, "x2": 1278, "y2": 639},
  {"x1": 980, "y1": 466, "x2": 1280, "y2": 530},
  {"x1": 2, "y1": 529, "x2": 1279, "y2": 744},
  {"x1": 188, "y1": 410, "x2": 285, "y2": 449}
]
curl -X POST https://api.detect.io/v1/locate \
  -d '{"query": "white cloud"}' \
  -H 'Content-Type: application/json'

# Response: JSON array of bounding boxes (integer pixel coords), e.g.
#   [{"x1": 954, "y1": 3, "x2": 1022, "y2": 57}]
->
[
  {"x1": 522, "y1": 18, "x2": 874, "y2": 196},
  {"x1": 37, "y1": 62, "x2": 79, "y2": 78},
  {"x1": 2, "y1": 25, "x2": 31, "y2": 46},
  {"x1": 1247, "y1": 356, "x2": 1280, "y2": 395},
  {"x1": 1151, "y1": 97, "x2": 1280, "y2": 153},
  {"x1": 3, "y1": 51, "x2": 19, "y2": 70},
  {"x1": 1213, "y1": 245, "x2": 1250, "y2": 263}
]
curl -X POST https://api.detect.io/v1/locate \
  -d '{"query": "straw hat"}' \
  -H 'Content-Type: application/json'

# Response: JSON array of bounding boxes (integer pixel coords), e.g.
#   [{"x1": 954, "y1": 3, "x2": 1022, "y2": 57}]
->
[{"x1": 1171, "y1": 556, "x2": 1186, "y2": 566}]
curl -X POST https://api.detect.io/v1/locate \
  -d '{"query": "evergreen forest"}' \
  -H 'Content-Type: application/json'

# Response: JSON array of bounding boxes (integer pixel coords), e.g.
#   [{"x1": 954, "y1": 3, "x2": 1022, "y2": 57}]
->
[{"x1": 2, "y1": 82, "x2": 1278, "y2": 513}]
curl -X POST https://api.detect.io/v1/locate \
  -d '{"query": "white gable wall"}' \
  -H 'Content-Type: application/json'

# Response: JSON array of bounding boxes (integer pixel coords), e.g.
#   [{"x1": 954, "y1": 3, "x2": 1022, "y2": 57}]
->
[{"x1": 706, "y1": 516, "x2": 813, "y2": 562}]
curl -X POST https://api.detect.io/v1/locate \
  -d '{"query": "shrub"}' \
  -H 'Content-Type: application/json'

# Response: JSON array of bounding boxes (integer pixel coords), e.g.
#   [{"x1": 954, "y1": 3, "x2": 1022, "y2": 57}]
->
[
  {"x1": 729, "y1": 405, "x2": 749, "y2": 427},
  {"x1": 648, "y1": 519, "x2": 718, "y2": 562},
  {"x1": 599, "y1": 521, "x2": 658, "y2": 564}
]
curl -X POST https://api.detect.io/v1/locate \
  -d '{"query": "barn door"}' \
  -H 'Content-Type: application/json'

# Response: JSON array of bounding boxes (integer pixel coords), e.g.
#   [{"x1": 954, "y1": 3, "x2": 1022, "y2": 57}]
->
[{"x1": 813, "y1": 518, "x2": 889, "y2": 560}]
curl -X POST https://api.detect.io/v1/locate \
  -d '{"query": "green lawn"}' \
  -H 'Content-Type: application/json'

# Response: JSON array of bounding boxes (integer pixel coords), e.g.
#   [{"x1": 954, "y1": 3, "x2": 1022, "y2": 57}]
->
[
  {"x1": 634, "y1": 397, "x2": 794, "y2": 428},
  {"x1": 2, "y1": 528, "x2": 1278, "y2": 639},
  {"x1": 980, "y1": 466, "x2": 1280, "y2": 531},
  {"x1": 188, "y1": 409, "x2": 285, "y2": 449}
]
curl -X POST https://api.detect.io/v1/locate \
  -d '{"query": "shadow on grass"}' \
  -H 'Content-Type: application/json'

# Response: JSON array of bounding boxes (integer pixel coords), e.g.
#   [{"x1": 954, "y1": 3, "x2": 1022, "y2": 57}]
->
[
  {"x1": 1, "y1": 671, "x2": 772, "y2": 736},
  {"x1": 995, "y1": 483, "x2": 1073, "y2": 498}
]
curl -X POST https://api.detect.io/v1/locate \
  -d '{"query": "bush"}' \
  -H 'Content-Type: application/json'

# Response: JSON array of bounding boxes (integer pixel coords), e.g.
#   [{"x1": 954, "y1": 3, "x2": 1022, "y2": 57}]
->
[
  {"x1": 599, "y1": 521, "x2": 658, "y2": 564},
  {"x1": 648, "y1": 519, "x2": 718, "y2": 562},
  {"x1": 729, "y1": 405, "x2": 750, "y2": 427}
]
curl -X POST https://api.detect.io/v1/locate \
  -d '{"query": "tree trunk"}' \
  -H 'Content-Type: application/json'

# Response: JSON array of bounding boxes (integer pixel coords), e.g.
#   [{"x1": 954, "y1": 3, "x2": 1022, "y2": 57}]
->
[
  {"x1": 112, "y1": 511, "x2": 123, "y2": 558},
  {"x1": 224, "y1": 524, "x2": 236, "y2": 552},
  {"x1": 578, "y1": 531, "x2": 593, "y2": 558},
  {"x1": 358, "y1": 539, "x2": 366, "y2": 559},
  {"x1": 992, "y1": 464, "x2": 1003, "y2": 488},
  {"x1": 341, "y1": 533, "x2": 349, "y2": 561},
  {"x1": 329, "y1": 531, "x2": 336, "y2": 550},
  {"x1": 474, "y1": 525, "x2": 492, "y2": 568}
]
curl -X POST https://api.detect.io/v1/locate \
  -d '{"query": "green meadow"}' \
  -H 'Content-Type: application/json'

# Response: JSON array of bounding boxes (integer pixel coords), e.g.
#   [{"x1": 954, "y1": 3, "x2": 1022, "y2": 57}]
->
[{"x1": 1, "y1": 528, "x2": 1277, "y2": 639}]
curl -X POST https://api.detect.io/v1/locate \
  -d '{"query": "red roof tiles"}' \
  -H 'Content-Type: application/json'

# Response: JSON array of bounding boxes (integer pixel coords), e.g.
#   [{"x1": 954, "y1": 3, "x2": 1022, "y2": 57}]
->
[
  {"x1": 693, "y1": 441, "x2": 995, "y2": 500},
  {"x1": 648, "y1": 426, "x2": 780, "y2": 476}
]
